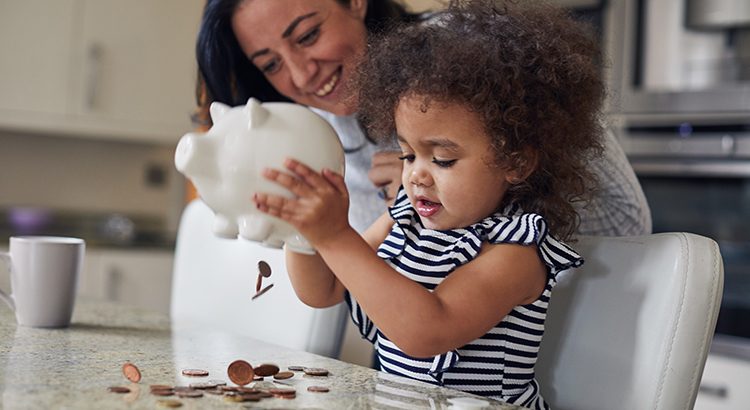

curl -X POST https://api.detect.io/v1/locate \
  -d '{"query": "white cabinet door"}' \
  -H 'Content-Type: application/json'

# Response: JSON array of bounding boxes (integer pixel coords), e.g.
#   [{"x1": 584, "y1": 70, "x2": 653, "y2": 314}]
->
[
  {"x1": 0, "y1": 0, "x2": 204, "y2": 144},
  {"x1": 81, "y1": 249, "x2": 174, "y2": 314}
]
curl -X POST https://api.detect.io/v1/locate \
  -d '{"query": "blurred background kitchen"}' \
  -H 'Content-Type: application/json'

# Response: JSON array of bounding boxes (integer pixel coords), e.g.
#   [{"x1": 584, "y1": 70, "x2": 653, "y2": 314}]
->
[{"x1": 1, "y1": 0, "x2": 749, "y2": 408}]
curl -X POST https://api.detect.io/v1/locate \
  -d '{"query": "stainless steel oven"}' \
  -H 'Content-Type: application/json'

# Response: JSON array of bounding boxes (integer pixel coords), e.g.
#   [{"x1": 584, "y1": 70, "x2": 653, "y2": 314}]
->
[{"x1": 602, "y1": 0, "x2": 750, "y2": 341}]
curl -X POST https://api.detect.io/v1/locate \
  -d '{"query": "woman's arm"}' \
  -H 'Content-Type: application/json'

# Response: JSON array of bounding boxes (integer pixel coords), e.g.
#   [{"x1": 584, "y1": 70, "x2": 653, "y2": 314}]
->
[{"x1": 254, "y1": 159, "x2": 547, "y2": 357}]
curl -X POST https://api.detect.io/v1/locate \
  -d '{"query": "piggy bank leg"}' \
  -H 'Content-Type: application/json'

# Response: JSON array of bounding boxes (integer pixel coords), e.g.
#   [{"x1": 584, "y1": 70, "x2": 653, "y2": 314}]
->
[
  {"x1": 212, "y1": 215, "x2": 239, "y2": 238},
  {"x1": 285, "y1": 235, "x2": 316, "y2": 255},
  {"x1": 238, "y1": 214, "x2": 279, "y2": 247}
]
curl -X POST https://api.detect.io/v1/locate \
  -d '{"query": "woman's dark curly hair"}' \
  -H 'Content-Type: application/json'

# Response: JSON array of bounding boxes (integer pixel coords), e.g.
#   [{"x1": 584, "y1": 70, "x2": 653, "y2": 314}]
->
[{"x1": 357, "y1": 0, "x2": 606, "y2": 241}]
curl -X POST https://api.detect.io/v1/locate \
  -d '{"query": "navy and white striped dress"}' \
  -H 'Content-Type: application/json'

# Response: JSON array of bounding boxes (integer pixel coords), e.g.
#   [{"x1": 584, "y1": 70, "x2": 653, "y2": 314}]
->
[{"x1": 345, "y1": 188, "x2": 584, "y2": 409}]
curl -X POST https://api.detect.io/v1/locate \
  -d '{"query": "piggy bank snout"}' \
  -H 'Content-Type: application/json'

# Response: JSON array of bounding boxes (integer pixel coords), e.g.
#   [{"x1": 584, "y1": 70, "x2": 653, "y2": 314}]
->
[{"x1": 175, "y1": 132, "x2": 216, "y2": 178}]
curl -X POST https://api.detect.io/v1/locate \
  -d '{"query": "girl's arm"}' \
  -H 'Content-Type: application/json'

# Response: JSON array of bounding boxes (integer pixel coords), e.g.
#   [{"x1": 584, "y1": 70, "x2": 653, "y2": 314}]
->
[{"x1": 254, "y1": 159, "x2": 547, "y2": 358}]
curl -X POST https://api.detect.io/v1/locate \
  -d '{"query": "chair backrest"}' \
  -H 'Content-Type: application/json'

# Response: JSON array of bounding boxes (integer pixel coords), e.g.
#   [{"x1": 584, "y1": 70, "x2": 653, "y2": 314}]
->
[
  {"x1": 536, "y1": 233, "x2": 724, "y2": 410},
  {"x1": 170, "y1": 199, "x2": 348, "y2": 358}
]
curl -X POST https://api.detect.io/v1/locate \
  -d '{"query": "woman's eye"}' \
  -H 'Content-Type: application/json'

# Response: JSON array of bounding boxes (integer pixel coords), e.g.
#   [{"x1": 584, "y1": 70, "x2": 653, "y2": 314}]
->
[
  {"x1": 298, "y1": 27, "x2": 320, "y2": 46},
  {"x1": 261, "y1": 59, "x2": 281, "y2": 75},
  {"x1": 398, "y1": 154, "x2": 415, "y2": 163},
  {"x1": 433, "y1": 158, "x2": 457, "y2": 168}
]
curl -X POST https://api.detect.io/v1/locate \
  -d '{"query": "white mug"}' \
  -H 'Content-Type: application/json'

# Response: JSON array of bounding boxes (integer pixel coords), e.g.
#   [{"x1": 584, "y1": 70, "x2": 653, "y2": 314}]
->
[{"x1": 0, "y1": 236, "x2": 85, "y2": 327}]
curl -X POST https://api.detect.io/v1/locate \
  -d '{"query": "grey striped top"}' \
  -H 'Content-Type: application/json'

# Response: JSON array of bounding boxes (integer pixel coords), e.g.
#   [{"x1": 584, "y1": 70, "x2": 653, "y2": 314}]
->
[{"x1": 345, "y1": 188, "x2": 584, "y2": 409}]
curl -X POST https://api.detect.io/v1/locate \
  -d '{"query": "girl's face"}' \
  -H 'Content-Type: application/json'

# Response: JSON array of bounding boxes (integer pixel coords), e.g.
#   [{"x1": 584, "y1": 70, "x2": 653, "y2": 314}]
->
[
  {"x1": 232, "y1": 0, "x2": 367, "y2": 116},
  {"x1": 395, "y1": 97, "x2": 518, "y2": 230}
]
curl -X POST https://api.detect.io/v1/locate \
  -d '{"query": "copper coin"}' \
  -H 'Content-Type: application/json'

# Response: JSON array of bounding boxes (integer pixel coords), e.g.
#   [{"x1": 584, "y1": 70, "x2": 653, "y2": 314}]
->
[
  {"x1": 122, "y1": 362, "x2": 141, "y2": 383},
  {"x1": 273, "y1": 392, "x2": 296, "y2": 399},
  {"x1": 107, "y1": 386, "x2": 130, "y2": 393},
  {"x1": 237, "y1": 387, "x2": 258, "y2": 393},
  {"x1": 155, "y1": 399, "x2": 183, "y2": 408},
  {"x1": 150, "y1": 389, "x2": 174, "y2": 396},
  {"x1": 253, "y1": 364, "x2": 279, "y2": 377},
  {"x1": 175, "y1": 390, "x2": 203, "y2": 398},
  {"x1": 307, "y1": 386, "x2": 329, "y2": 393},
  {"x1": 273, "y1": 371, "x2": 294, "y2": 380},
  {"x1": 181, "y1": 368, "x2": 209, "y2": 377},
  {"x1": 239, "y1": 394, "x2": 261, "y2": 402},
  {"x1": 221, "y1": 386, "x2": 240, "y2": 392},
  {"x1": 227, "y1": 360, "x2": 255, "y2": 386},
  {"x1": 251, "y1": 283, "x2": 274, "y2": 300},
  {"x1": 253, "y1": 375, "x2": 264, "y2": 381},
  {"x1": 173, "y1": 386, "x2": 194, "y2": 392},
  {"x1": 303, "y1": 367, "x2": 329, "y2": 376},
  {"x1": 256, "y1": 391, "x2": 273, "y2": 398},
  {"x1": 287, "y1": 366, "x2": 306, "y2": 371},
  {"x1": 256, "y1": 273, "x2": 263, "y2": 292},
  {"x1": 258, "y1": 261, "x2": 272, "y2": 277},
  {"x1": 150, "y1": 385, "x2": 172, "y2": 390},
  {"x1": 268, "y1": 387, "x2": 295, "y2": 394}
]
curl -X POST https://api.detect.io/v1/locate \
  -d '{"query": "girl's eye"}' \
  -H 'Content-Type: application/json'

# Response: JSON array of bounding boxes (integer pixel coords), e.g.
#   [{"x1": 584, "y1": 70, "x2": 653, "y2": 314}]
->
[
  {"x1": 433, "y1": 158, "x2": 457, "y2": 168},
  {"x1": 398, "y1": 154, "x2": 415, "y2": 163},
  {"x1": 298, "y1": 27, "x2": 320, "y2": 46}
]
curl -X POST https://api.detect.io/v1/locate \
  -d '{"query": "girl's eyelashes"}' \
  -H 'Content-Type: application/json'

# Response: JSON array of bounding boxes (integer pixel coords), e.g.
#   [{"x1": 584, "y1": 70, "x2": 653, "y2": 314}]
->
[{"x1": 433, "y1": 158, "x2": 457, "y2": 168}]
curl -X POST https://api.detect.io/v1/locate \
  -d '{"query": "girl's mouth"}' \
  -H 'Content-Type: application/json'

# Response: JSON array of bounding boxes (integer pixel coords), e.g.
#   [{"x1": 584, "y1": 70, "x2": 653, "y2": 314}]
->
[
  {"x1": 315, "y1": 67, "x2": 341, "y2": 97},
  {"x1": 416, "y1": 199, "x2": 441, "y2": 218}
]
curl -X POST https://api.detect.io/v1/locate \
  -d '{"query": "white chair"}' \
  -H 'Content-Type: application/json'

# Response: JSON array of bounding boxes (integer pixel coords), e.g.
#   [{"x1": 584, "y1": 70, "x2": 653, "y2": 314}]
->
[
  {"x1": 170, "y1": 199, "x2": 349, "y2": 358},
  {"x1": 536, "y1": 233, "x2": 724, "y2": 410}
]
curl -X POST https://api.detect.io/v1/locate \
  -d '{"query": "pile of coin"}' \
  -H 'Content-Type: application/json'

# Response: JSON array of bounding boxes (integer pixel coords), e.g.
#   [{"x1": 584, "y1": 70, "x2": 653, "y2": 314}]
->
[
  {"x1": 253, "y1": 260, "x2": 274, "y2": 300},
  {"x1": 108, "y1": 361, "x2": 330, "y2": 406}
]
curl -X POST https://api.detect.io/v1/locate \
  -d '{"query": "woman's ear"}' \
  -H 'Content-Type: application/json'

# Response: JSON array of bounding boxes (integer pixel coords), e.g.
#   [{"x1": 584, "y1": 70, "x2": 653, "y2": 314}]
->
[{"x1": 349, "y1": 0, "x2": 368, "y2": 21}]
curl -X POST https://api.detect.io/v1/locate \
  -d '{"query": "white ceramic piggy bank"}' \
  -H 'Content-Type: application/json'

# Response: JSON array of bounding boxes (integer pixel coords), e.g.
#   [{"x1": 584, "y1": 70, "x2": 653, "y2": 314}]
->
[{"x1": 174, "y1": 98, "x2": 345, "y2": 254}]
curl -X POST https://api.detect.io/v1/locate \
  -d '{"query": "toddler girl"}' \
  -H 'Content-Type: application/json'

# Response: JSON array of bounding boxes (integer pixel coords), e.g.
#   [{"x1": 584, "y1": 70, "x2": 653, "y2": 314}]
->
[{"x1": 252, "y1": 1, "x2": 605, "y2": 408}]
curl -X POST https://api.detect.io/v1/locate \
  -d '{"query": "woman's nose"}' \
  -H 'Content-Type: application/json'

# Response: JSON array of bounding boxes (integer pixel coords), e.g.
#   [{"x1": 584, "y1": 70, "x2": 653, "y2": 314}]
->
[{"x1": 287, "y1": 53, "x2": 317, "y2": 89}]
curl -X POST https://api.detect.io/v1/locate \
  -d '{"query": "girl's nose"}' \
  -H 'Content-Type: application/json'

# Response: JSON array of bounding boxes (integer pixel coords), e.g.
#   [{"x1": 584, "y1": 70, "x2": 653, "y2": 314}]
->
[{"x1": 408, "y1": 165, "x2": 433, "y2": 187}]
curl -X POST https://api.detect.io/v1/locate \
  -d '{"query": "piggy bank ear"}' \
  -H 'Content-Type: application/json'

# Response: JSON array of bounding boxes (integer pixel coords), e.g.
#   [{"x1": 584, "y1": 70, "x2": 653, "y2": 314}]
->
[
  {"x1": 244, "y1": 98, "x2": 269, "y2": 130},
  {"x1": 209, "y1": 101, "x2": 231, "y2": 123}
]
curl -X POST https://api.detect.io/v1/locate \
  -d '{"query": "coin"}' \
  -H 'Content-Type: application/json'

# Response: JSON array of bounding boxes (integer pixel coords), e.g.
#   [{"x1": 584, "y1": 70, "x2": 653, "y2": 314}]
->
[
  {"x1": 222, "y1": 393, "x2": 244, "y2": 403},
  {"x1": 208, "y1": 380, "x2": 227, "y2": 386},
  {"x1": 251, "y1": 283, "x2": 274, "y2": 300},
  {"x1": 150, "y1": 385, "x2": 172, "y2": 390},
  {"x1": 287, "y1": 366, "x2": 306, "y2": 371},
  {"x1": 175, "y1": 390, "x2": 203, "y2": 398},
  {"x1": 273, "y1": 392, "x2": 296, "y2": 399},
  {"x1": 155, "y1": 399, "x2": 183, "y2": 408},
  {"x1": 253, "y1": 364, "x2": 279, "y2": 377},
  {"x1": 240, "y1": 393, "x2": 261, "y2": 402},
  {"x1": 307, "y1": 386, "x2": 329, "y2": 393},
  {"x1": 273, "y1": 371, "x2": 294, "y2": 380},
  {"x1": 258, "y1": 261, "x2": 272, "y2": 277},
  {"x1": 173, "y1": 386, "x2": 194, "y2": 392},
  {"x1": 107, "y1": 386, "x2": 130, "y2": 393},
  {"x1": 303, "y1": 367, "x2": 329, "y2": 376},
  {"x1": 268, "y1": 387, "x2": 296, "y2": 394},
  {"x1": 256, "y1": 274, "x2": 263, "y2": 292},
  {"x1": 150, "y1": 389, "x2": 174, "y2": 396},
  {"x1": 122, "y1": 362, "x2": 141, "y2": 383},
  {"x1": 221, "y1": 386, "x2": 240, "y2": 392},
  {"x1": 181, "y1": 368, "x2": 209, "y2": 377},
  {"x1": 228, "y1": 360, "x2": 255, "y2": 386},
  {"x1": 189, "y1": 381, "x2": 217, "y2": 389},
  {"x1": 204, "y1": 388, "x2": 224, "y2": 395}
]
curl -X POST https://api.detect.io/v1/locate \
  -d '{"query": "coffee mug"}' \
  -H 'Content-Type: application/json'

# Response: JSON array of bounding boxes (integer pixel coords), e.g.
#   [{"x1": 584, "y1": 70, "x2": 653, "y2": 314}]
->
[{"x1": 0, "y1": 236, "x2": 85, "y2": 327}]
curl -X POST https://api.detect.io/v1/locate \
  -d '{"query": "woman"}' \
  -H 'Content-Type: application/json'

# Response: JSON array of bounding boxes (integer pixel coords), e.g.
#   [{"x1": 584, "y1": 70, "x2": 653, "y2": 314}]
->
[{"x1": 194, "y1": 0, "x2": 651, "y2": 236}]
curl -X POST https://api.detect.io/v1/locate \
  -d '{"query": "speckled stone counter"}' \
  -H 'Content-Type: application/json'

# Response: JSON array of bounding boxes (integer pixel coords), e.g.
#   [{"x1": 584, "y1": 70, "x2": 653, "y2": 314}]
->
[{"x1": 0, "y1": 299, "x2": 523, "y2": 409}]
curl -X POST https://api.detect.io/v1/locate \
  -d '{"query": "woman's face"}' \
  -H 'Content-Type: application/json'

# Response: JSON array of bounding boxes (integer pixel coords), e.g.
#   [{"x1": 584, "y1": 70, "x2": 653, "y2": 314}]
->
[{"x1": 232, "y1": 0, "x2": 368, "y2": 116}]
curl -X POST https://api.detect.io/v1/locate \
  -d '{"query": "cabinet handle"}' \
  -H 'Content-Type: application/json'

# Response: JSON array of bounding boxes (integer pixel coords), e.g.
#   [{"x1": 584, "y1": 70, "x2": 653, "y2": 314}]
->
[{"x1": 85, "y1": 44, "x2": 102, "y2": 110}]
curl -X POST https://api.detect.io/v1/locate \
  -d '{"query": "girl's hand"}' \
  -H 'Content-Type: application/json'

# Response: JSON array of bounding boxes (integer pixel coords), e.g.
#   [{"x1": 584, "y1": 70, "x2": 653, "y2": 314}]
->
[{"x1": 253, "y1": 158, "x2": 351, "y2": 248}]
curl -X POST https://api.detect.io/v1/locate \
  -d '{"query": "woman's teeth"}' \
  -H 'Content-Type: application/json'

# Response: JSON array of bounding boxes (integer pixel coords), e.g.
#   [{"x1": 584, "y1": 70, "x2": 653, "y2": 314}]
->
[{"x1": 315, "y1": 70, "x2": 340, "y2": 97}]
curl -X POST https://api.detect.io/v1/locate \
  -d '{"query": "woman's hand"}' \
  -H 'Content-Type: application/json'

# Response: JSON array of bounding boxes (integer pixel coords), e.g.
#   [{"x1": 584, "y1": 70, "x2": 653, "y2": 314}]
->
[
  {"x1": 253, "y1": 158, "x2": 352, "y2": 248},
  {"x1": 368, "y1": 151, "x2": 403, "y2": 206}
]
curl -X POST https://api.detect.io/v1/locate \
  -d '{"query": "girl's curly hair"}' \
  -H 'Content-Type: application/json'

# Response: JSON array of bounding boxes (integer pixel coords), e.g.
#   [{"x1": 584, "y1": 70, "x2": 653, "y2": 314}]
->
[{"x1": 356, "y1": 0, "x2": 606, "y2": 241}]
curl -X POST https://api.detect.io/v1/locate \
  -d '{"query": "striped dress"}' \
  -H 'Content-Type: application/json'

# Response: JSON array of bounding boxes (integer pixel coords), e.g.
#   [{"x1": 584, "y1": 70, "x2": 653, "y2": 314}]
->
[{"x1": 345, "y1": 188, "x2": 584, "y2": 409}]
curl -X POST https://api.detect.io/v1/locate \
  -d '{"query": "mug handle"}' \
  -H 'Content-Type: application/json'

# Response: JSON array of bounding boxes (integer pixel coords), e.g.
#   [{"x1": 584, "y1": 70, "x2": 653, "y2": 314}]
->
[{"x1": 0, "y1": 252, "x2": 16, "y2": 311}]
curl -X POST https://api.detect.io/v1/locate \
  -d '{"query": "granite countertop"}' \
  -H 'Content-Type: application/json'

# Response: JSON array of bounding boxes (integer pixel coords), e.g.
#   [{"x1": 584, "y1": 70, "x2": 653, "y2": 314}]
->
[{"x1": 0, "y1": 299, "x2": 523, "y2": 409}]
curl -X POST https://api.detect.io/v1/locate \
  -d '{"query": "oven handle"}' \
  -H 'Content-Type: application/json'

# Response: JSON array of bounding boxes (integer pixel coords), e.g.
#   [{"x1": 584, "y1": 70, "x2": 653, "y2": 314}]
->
[{"x1": 630, "y1": 160, "x2": 750, "y2": 177}]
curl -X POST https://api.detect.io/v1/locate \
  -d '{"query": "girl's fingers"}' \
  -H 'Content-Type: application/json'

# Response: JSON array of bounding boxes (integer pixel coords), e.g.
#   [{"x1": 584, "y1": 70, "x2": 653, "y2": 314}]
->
[
  {"x1": 282, "y1": 158, "x2": 332, "y2": 190},
  {"x1": 261, "y1": 167, "x2": 312, "y2": 197},
  {"x1": 322, "y1": 168, "x2": 347, "y2": 193},
  {"x1": 253, "y1": 192, "x2": 291, "y2": 218}
]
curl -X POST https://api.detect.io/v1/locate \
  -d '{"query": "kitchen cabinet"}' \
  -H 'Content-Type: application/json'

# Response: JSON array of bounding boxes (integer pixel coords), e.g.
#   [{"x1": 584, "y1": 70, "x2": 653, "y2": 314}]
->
[
  {"x1": 79, "y1": 248, "x2": 174, "y2": 314},
  {"x1": 0, "y1": 0, "x2": 204, "y2": 144}
]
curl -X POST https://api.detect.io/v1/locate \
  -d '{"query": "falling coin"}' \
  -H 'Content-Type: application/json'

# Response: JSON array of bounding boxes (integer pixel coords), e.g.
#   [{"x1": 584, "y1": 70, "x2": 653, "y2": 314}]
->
[
  {"x1": 303, "y1": 368, "x2": 329, "y2": 376},
  {"x1": 252, "y1": 283, "x2": 274, "y2": 300},
  {"x1": 258, "y1": 260, "x2": 272, "y2": 277},
  {"x1": 181, "y1": 369, "x2": 209, "y2": 377},
  {"x1": 228, "y1": 360, "x2": 255, "y2": 386},
  {"x1": 253, "y1": 364, "x2": 280, "y2": 377},
  {"x1": 307, "y1": 386, "x2": 329, "y2": 393},
  {"x1": 273, "y1": 371, "x2": 294, "y2": 380},
  {"x1": 256, "y1": 273, "x2": 263, "y2": 292},
  {"x1": 155, "y1": 399, "x2": 183, "y2": 408},
  {"x1": 107, "y1": 386, "x2": 131, "y2": 393},
  {"x1": 122, "y1": 362, "x2": 141, "y2": 383}
]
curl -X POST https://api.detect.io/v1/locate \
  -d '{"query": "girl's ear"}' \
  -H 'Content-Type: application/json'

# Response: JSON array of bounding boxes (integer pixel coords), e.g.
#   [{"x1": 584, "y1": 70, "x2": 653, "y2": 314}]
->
[
  {"x1": 505, "y1": 149, "x2": 538, "y2": 185},
  {"x1": 350, "y1": 0, "x2": 368, "y2": 21}
]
